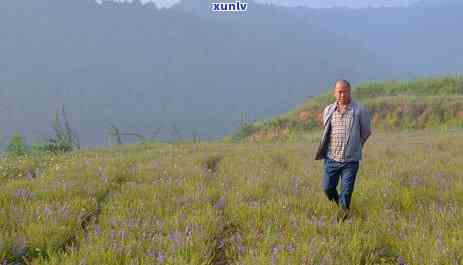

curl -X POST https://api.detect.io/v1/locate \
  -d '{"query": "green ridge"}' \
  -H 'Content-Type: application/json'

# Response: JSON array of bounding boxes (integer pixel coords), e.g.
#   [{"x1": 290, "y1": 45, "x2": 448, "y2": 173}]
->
[{"x1": 230, "y1": 75, "x2": 463, "y2": 142}]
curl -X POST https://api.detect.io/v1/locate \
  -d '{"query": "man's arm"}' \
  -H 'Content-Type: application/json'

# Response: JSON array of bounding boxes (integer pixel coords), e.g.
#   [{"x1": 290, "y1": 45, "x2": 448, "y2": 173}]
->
[
  {"x1": 318, "y1": 111, "x2": 324, "y2": 128},
  {"x1": 360, "y1": 108, "x2": 371, "y2": 146},
  {"x1": 319, "y1": 106, "x2": 329, "y2": 128}
]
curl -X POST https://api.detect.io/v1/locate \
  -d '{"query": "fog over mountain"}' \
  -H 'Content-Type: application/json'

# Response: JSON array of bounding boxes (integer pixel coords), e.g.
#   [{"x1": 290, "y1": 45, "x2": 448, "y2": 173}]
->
[
  {"x1": 0, "y1": 0, "x2": 461, "y2": 149},
  {"x1": 254, "y1": 0, "x2": 417, "y2": 8},
  {"x1": 110, "y1": 0, "x2": 462, "y2": 9},
  {"x1": 412, "y1": 0, "x2": 463, "y2": 7},
  {"x1": 142, "y1": 0, "x2": 419, "y2": 8}
]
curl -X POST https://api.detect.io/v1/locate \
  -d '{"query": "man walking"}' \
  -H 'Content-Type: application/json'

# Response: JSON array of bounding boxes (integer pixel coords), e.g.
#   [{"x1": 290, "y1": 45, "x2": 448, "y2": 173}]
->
[{"x1": 315, "y1": 80, "x2": 371, "y2": 221}]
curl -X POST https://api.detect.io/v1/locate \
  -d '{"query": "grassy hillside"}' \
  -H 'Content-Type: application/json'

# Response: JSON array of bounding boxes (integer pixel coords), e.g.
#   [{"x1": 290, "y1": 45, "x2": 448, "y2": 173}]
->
[
  {"x1": 0, "y1": 130, "x2": 462, "y2": 264},
  {"x1": 1, "y1": 75, "x2": 462, "y2": 264},
  {"x1": 229, "y1": 75, "x2": 463, "y2": 143}
]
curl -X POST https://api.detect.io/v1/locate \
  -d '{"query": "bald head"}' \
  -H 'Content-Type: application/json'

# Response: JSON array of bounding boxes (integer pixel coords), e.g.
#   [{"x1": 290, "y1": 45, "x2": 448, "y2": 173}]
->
[
  {"x1": 334, "y1": 79, "x2": 352, "y2": 106},
  {"x1": 335, "y1": 79, "x2": 351, "y2": 89}
]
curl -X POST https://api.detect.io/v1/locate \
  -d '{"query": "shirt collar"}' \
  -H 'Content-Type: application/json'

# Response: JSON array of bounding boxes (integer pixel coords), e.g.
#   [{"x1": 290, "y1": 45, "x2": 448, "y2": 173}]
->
[{"x1": 335, "y1": 101, "x2": 352, "y2": 111}]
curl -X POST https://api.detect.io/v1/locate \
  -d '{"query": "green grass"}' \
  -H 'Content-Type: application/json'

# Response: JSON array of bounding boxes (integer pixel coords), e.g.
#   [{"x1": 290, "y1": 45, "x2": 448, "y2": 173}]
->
[
  {"x1": 0, "y1": 129, "x2": 462, "y2": 264},
  {"x1": 230, "y1": 75, "x2": 463, "y2": 142},
  {"x1": 0, "y1": 151, "x2": 137, "y2": 263}
]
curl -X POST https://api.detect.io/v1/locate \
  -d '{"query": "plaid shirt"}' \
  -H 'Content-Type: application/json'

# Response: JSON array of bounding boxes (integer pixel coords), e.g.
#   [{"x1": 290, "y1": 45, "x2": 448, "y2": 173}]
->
[{"x1": 327, "y1": 103, "x2": 353, "y2": 162}]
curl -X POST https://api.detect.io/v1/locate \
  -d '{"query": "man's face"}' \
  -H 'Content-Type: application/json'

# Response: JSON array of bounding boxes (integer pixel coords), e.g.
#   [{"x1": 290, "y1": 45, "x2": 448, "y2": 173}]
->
[{"x1": 334, "y1": 82, "x2": 351, "y2": 105}]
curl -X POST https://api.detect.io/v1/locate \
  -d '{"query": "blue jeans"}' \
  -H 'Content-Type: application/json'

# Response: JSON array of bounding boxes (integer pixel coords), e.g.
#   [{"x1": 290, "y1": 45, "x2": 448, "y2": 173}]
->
[{"x1": 323, "y1": 158, "x2": 359, "y2": 209}]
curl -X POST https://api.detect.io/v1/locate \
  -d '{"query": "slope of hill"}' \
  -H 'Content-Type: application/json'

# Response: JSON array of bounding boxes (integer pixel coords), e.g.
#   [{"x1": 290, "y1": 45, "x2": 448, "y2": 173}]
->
[{"x1": 230, "y1": 75, "x2": 463, "y2": 142}]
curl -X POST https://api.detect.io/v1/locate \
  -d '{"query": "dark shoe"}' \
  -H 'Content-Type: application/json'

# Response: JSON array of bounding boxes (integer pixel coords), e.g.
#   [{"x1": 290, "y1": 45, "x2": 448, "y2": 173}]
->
[{"x1": 336, "y1": 208, "x2": 350, "y2": 222}]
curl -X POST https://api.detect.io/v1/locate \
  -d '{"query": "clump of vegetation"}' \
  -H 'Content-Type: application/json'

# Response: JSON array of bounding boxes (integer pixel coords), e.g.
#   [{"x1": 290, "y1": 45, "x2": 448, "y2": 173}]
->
[
  {"x1": 5, "y1": 134, "x2": 28, "y2": 157},
  {"x1": 40, "y1": 107, "x2": 80, "y2": 153},
  {"x1": 198, "y1": 153, "x2": 224, "y2": 174},
  {"x1": 1, "y1": 107, "x2": 79, "y2": 159},
  {"x1": 270, "y1": 151, "x2": 290, "y2": 170},
  {"x1": 231, "y1": 123, "x2": 261, "y2": 142}
]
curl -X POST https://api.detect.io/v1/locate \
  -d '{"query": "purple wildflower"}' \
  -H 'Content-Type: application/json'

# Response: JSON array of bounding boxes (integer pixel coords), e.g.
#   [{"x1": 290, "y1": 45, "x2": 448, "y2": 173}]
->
[
  {"x1": 97, "y1": 167, "x2": 108, "y2": 183},
  {"x1": 110, "y1": 230, "x2": 116, "y2": 240},
  {"x1": 44, "y1": 207, "x2": 52, "y2": 216},
  {"x1": 179, "y1": 213, "x2": 187, "y2": 223},
  {"x1": 156, "y1": 251, "x2": 165, "y2": 263},
  {"x1": 60, "y1": 205, "x2": 70, "y2": 218},
  {"x1": 271, "y1": 244, "x2": 280, "y2": 265},
  {"x1": 287, "y1": 243, "x2": 296, "y2": 252},
  {"x1": 185, "y1": 224, "x2": 193, "y2": 239},
  {"x1": 119, "y1": 230, "x2": 127, "y2": 240},
  {"x1": 15, "y1": 188, "x2": 34, "y2": 200},
  {"x1": 271, "y1": 244, "x2": 280, "y2": 255},
  {"x1": 272, "y1": 254, "x2": 277, "y2": 265},
  {"x1": 147, "y1": 250, "x2": 157, "y2": 257},
  {"x1": 152, "y1": 160, "x2": 161, "y2": 168},
  {"x1": 127, "y1": 218, "x2": 137, "y2": 229},
  {"x1": 110, "y1": 219, "x2": 118, "y2": 228},
  {"x1": 94, "y1": 225, "x2": 101, "y2": 236},
  {"x1": 410, "y1": 175, "x2": 424, "y2": 188},
  {"x1": 217, "y1": 240, "x2": 225, "y2": 249},
  {"x1": 168, "y1": 231, "x2": 176, "y2": 242},
  {"x1": 213, "y1": 196, "x2": 225, "y2": 210},
  {"x1": 237, "y1": 241, "x2": 245, "y2": 254},
  {"x1": 26, "y1": 168, "x2": 35, "y2": 180}
]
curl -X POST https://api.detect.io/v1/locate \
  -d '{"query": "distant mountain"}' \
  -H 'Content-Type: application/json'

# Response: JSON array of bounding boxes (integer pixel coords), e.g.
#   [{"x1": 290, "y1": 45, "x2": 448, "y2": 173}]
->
[
  {"x1": 153, "y1": 0, "x2": 419, "y2": 9},
  {"x1": 412, "y1": 0, "x2": 463, "y2": 7},
  {"x1": 0, "y1": 0, "x2": 387, "y2": 149},
  {"x1": 174, "y1": 0, "x2": 463, "y2": 78},
  {"x1": 0, "y1": 0, "x2": 462, "y2": 149},
  {"x1": 283, "y1": 4, "x2": 463, "y2": 77},
  {"x1": 254, "y1": 0, "x2": 418, "y2": 8}
]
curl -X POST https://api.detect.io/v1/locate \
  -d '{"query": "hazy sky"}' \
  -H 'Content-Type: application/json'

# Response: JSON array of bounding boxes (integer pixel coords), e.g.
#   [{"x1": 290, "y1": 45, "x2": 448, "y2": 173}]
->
[{"x1": 126, "y1": 0, "x2": 419, "y2": 8}]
